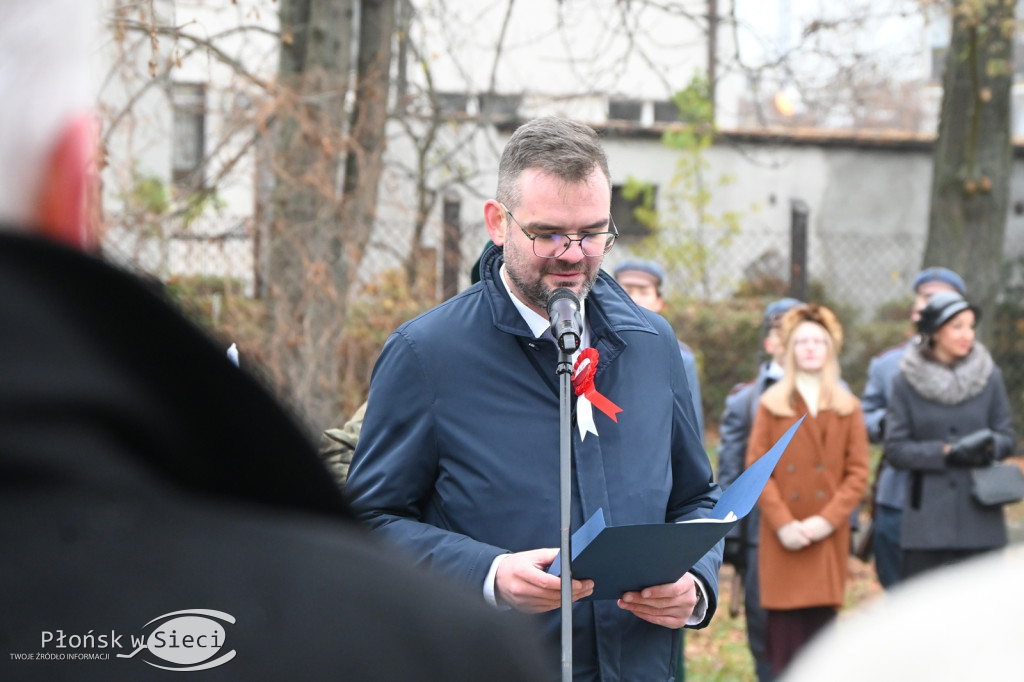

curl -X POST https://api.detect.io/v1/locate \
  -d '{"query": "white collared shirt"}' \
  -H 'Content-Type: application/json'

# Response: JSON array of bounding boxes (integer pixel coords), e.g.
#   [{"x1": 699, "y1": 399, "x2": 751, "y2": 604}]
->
[{"x1": 498, "y1": 263, "x2": 591, "y2": 350}]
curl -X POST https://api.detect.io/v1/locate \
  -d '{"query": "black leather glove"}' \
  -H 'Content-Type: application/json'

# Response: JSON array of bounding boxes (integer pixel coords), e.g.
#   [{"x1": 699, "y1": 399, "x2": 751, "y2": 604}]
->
[{"x1": 946, "y1": 428, "x2": 996, "y2": 468}]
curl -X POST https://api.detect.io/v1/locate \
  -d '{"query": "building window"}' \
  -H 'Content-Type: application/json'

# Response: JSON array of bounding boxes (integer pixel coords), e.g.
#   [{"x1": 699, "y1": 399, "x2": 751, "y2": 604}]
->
[
  {"x1": 478, "y1": 92, "x2": 521, "y2": 118},
  {"x1": 611, "y1": 184, "x2": 655, "y2": 238},
  {"x1": 171, "y1": 83, "x2": 205, "y2": 188},
  {"x1": 436, "y1": 92, "x2": 469, "y2": 116},
  {"x1": 608, "y1": 99, "x2": 643, "y2": 122},
  {"x1": 653, "y1": 100, "x2": 679, "y2": 123}
]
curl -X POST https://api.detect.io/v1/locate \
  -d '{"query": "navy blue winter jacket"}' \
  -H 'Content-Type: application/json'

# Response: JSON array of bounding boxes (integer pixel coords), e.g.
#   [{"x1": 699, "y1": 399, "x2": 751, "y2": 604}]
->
[{"x1": 348, "y1": 245, "x2": 722, "y2": 681}]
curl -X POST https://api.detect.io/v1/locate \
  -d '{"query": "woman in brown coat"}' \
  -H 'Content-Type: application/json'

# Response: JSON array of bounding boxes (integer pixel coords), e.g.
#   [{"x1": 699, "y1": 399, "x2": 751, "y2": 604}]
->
[{"x1": 745, "y1": 304, "x2": 870, "y2": 677}]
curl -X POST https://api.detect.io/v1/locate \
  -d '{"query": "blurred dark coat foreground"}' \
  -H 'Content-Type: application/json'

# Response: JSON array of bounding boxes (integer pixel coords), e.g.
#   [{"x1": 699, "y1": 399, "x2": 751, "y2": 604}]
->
[{"x1": 0, "y1": 231, "x2": 549, "y2": 681}]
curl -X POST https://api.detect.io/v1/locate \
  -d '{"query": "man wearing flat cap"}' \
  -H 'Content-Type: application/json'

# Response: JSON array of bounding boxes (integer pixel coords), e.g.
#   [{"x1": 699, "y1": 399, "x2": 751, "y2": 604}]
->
[
  {"x1": 860, "y1": 266, "x2": 967, "y2": 589},
  {"x1": 613, "y1": 259, "x2": 704, "y2": 443}
]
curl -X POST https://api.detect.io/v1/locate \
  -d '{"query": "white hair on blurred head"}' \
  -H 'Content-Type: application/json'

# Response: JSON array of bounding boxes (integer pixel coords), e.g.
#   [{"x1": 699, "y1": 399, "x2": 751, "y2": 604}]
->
[{"x1": 0, "y1": 0, "x2": 96, "y2": 228}]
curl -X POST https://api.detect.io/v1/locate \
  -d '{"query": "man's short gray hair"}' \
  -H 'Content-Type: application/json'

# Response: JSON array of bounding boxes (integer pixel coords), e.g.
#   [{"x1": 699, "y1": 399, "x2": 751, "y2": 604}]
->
[{"x1": 495, "y1": 117, "x2": 611, "y2": 210}]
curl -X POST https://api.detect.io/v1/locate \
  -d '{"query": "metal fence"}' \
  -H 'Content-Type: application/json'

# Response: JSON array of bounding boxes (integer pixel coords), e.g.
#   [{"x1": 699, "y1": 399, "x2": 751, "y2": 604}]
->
[
  {"x1": 639, "y1": 218, "x2": 1024, "y2": 441},
  {"x1": 101, "y1": 214, "x2": 1024, "y2": 439}
]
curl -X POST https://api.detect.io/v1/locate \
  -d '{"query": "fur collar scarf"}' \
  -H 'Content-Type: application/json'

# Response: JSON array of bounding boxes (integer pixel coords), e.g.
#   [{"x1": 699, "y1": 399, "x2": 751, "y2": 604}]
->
[{"x1": 900, "y1": 340, "x2": 994, "y2": 405}]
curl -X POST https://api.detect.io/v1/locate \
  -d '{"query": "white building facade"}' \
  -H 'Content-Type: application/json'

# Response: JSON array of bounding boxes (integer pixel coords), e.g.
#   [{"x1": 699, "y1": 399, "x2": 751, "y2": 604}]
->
[{"x1": 95, "y1": 0, "x2": 1024, "y2": 313}]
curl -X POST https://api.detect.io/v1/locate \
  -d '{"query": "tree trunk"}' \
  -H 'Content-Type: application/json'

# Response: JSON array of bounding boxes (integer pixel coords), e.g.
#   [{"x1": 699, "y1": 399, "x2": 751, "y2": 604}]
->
[
  {"x1": 340, "y1": 0, "x2": 395, "y2": 291},
  {"x1": 265, "y1": 0, "x2": 355, "y2": 434},
  {"x1": 925, "y1": 0, "x2": 1014, "y2": 346}
]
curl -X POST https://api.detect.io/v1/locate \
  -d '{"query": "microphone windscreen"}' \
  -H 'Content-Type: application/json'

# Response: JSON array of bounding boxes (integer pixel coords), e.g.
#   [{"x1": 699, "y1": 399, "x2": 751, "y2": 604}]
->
[{"x1": 546, "y1": 288, "x2": 580, "y2": 317}]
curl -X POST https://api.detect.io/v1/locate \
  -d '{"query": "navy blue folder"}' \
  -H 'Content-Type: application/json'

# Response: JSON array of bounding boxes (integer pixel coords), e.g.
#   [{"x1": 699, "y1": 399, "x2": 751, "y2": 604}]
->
[{"x1": 549, "y1": 416, "x2": 804, "y2": 600}]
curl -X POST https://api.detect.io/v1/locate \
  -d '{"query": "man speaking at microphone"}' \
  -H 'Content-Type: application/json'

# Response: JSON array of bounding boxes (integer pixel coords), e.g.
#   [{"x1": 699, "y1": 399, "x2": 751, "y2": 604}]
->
[{"x1": 347, "y1": 116, "x2": 722, "y2": 680}]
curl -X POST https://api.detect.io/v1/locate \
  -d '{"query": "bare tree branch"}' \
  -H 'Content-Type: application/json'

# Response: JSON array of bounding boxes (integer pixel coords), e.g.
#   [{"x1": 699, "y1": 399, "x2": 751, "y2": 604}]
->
[{"x1": 486, "y1": 0, "x2": 516, "y2": 96}]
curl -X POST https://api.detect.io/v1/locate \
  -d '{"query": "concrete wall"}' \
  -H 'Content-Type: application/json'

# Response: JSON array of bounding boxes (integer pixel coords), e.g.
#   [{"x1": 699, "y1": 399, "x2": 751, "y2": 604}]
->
[{"x1": 374, "y1": 121, "x2": 1024, "y2": 320}]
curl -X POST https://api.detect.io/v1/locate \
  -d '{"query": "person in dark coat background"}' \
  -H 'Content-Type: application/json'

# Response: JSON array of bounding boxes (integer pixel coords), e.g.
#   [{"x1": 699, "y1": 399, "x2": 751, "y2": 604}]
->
[
  {"x1": 884, "y1": 291, "x2": 1017, "y2": 579},
  {"x1": 611, "y1": 258, "x2": 706, "y2": 682},
  {"x1": 0, "y1": 2, "x2": 550, "y2": 680},
  {"x1": 860, "y1": 267, "x2": 967, "y2": 589},
  {"x1": 612, "y1": 258, "x2": 705, "y2": 444},
  {"x1": 347, "y1": 116, "x2": 722, "y2": 681},
  {"x1": 717, "y1": 297, "x2": 801, "y2": 682}
]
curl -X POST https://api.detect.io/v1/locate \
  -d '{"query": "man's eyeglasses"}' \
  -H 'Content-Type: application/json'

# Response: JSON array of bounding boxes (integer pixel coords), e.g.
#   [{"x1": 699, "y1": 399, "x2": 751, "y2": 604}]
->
[{"x1": 503, "y1": 205, "x2": 618, "y2": 259}]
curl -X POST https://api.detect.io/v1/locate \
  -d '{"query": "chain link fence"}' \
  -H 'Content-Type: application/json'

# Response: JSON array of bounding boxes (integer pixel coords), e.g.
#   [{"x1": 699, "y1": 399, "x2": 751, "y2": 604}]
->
[
  {"x1": 644, "y1": 222, "x2": 1024, "y2": 442},
  {"x1": 101, "y1": 213, "x2": 1024, "y2": 440}
]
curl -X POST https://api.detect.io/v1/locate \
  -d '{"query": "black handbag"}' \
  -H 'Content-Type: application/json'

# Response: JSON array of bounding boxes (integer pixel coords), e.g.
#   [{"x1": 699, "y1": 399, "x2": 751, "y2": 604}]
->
[{"x1": 971, "y1": 462, "x2": 1024, "y2": 507}]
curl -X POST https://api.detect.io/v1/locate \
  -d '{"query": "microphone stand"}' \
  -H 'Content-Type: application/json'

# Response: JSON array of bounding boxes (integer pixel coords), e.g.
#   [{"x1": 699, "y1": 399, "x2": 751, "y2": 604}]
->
[
  {"x1": 547, "y1": 287, "x2": 581, "y2": 682},
  {"x1": 556, "y1": 342, "x2": 574, "y2": 682}
]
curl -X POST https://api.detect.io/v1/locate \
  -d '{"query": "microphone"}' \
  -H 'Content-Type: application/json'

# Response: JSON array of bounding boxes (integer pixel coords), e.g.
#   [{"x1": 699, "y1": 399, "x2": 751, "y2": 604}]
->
[{"x1": 547, "y1": 288, "x2": 582, "y2": 353}]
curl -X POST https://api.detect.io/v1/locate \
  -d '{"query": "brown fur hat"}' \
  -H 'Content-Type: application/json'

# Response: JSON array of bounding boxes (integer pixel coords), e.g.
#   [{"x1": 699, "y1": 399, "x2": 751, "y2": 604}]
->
[{"x1": 778, "y1": 303, "x2": 843, "y2": 354}]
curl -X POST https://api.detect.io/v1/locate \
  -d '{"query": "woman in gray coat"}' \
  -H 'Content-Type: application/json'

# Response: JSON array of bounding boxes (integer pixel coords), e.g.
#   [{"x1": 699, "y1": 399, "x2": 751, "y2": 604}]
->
[{"x1": 885, "y1": 291, "x2": 1016, "y2": 579}]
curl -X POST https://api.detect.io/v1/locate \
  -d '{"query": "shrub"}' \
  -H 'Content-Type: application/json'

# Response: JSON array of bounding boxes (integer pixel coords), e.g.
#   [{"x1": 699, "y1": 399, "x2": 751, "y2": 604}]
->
[
  {"x1": 664, "y1": 291, "x2": 914, "y2": 430},
  {"x1": 662, "y1": 296, "x2": 768, "y2": 429}
]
